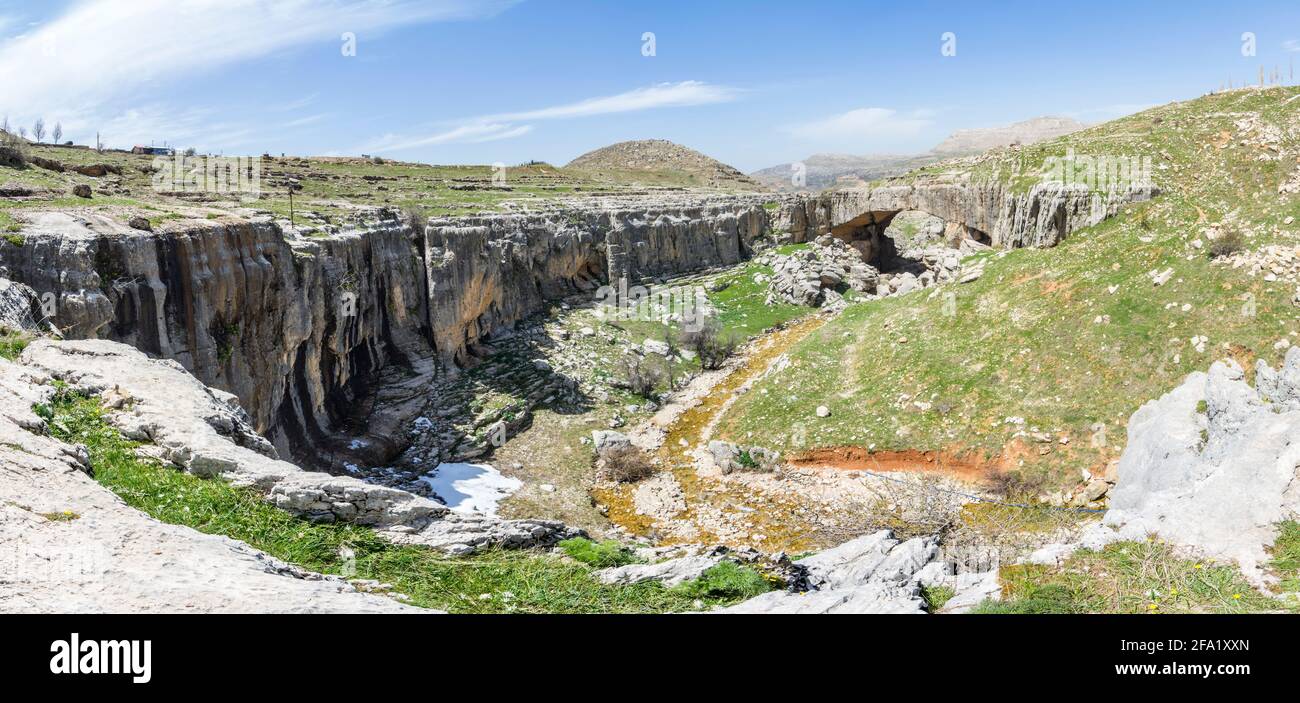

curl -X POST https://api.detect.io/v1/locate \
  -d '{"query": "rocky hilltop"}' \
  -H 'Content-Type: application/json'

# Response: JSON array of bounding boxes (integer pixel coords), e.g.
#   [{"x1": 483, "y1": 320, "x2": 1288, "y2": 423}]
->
[{"x1": 566, "y1": 139, "x2": 761, "y2": 190}]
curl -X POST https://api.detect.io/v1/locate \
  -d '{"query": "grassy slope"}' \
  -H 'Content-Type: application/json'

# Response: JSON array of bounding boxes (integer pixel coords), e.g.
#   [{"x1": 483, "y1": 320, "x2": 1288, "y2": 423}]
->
[
  {"x1": 45, "y1": 390, "x2": 754, "y2": 613},
  {"x1": 718, "y1": 87, "x2": 1300, "y2": 488}
]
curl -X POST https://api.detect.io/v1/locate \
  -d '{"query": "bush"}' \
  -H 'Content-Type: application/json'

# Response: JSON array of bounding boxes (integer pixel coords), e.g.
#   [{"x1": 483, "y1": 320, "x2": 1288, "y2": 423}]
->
[
  {"x1": 400, "y1": 204, "x2": 428, "y2": 232},
  {"x1": 558, "y1": 537, "x2": 639, "y2": 568},
  {"x1": 673, "y1": 561, "x2": 771, "y2": 600},
  {"x1": 599, "y1": 448, "x2": 656, "y2": 483},
  {"x1": 682, "y1": 321, "x2": 738, "y2": 370},
  {"x1": 618, "y1": 354, "x2": 666, "y2": 399},
  {"x1": 1208, "y1": 229, "x2": 1246, "y2": 259}
]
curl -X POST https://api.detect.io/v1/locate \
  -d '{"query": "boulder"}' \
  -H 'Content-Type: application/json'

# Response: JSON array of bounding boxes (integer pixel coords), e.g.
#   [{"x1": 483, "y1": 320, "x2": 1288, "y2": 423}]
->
[{"x1": 1104, "y1": 349, "x2": 1300, "y2": 584}]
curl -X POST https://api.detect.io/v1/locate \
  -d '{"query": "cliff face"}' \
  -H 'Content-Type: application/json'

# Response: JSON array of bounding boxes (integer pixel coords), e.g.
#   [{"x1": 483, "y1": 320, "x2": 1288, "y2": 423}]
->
[
  {"x1": 777, "y1": 181, "x2": 1158, "y2": 249},
  {"x1": 0, "y1": 198, "x2": 772, "y2": 462}
]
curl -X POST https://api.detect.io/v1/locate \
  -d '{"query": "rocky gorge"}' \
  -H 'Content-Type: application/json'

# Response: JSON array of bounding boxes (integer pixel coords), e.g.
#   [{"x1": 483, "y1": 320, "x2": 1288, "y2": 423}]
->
[{"x1": 0, "y1": 170, "x2": 1162, "y2": 612}]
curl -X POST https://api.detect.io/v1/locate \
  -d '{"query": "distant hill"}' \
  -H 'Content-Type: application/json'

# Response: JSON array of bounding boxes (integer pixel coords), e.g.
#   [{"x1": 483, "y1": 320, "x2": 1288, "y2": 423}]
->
[
  {"x1": 931, "y1": 116, "x2": 1086, "y2": 154},
  {"x1": 751, "y1": 115, "x2": 1087, "y2": 192},
  {"x1": 749, "y1": 153, "x2": 937, "y2": 193},
  {"x1": 565, "y1": 139, "x2": 761, "y2": 190}
]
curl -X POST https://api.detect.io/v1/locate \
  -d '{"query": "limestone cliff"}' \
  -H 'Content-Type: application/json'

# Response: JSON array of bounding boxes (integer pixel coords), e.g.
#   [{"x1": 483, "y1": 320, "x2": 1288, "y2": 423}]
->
[{"x1": 0, "y1": 180, "x2": 1146, "y2": 468}]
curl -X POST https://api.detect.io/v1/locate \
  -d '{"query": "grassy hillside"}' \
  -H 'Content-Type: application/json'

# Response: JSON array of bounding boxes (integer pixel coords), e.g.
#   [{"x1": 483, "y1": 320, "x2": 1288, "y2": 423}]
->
[{"x1": 717, "y1": 87, "x2": 1300, "y2": 490}]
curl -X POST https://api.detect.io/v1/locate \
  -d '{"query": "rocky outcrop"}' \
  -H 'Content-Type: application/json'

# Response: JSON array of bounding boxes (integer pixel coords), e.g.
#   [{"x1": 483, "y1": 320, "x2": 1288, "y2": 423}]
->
[
  {"x1": 9, "y1": 336, "x2": 582, "y2": 555},
  {"x1": 764, "y1": 236, "x2": 879, "y2": 308},
  {"x1": 1102, "y1": 351, "x2": 1300, "y2": 583},
  {"x1": 0, "y1": 277, "x2": 39, "y2": 332},
  {"x1": 0, "y1": 355, "x2": 418, "y2": 613},
  {"x1": 719, "y1": 530, "x2": 1002, "y2": 614}
]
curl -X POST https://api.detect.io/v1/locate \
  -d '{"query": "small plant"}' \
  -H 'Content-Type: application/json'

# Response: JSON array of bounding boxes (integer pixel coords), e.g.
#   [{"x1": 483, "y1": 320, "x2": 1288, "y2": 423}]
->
[
  {"x1": 0, "y1": 330, "x2": 31, "y2": 360},
  {"x1": 1208, "y1": 229, "x2": 1246, "y2": 259},
  {"x1": 682, "y1": 320, "x2": 738, "y2": 371},
  {"x1": 1268, "y1": 521, "x2": 1300, "y2": 593},
  {"x1": 735, "y1": 449, "x2": 759, "y2": 469},
  {"x1": 673, "y1": 562, "x2": 771, "y2": 600},
  {"x1": 400, "y1": 203, "x2": 428, "y2": 232},
  {"x1": 558, "y1": 537, "x2": 639, "y2": 568},
  {"x1": 599, "y1": 448, "x2": 656, "y2": 483},
  {"x1": 617, "y1": 354, "x2": 666, "y2": 400},
  {"x1": 921, "y1": 584, "x2": 956, "y2": 612}
]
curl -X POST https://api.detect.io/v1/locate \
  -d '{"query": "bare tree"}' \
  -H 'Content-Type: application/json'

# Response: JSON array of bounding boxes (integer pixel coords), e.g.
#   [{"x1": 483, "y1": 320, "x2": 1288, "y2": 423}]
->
[
  {"x1": 52, "y1": 122, "x2": 62, "y2": 144},
  {"x1": 17, "y1": 127, "x2": 26, "y2": 140},
  {"x1": 682, "y1": 320, "x2": 738, "y2": 370},
  {"x1": 0, "y1": 115, "x2": 9, "y2": 134},
  {"x1": 32, "y1": 117, "x2": 45, "y2": 143}
]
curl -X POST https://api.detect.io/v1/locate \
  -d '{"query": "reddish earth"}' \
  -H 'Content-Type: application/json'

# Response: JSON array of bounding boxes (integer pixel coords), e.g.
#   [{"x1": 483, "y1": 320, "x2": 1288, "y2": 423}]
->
[{"x1": 788, "y1": 446, "x2": 1003, "y2": 483}]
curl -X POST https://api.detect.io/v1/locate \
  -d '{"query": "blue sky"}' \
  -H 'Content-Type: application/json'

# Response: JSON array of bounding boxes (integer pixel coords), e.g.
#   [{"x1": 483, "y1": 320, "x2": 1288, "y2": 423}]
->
[{"x1": 3, "y1": 0, "x2": 1300, "y2": 171}]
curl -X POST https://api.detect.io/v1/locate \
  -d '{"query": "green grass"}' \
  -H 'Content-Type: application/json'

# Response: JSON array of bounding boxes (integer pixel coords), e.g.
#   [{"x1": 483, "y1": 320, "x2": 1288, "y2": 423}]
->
[
  {"x1": 43, "y1": 390, "x2": 746, "y2": 613},
  {"x1": 974, "y1": 540, "x2": 1287, "y2": 614},
  {"x1": 0, "y1": 330, "x2": 30, "y2": 360},
  {"x1": 1268, "y1": 521, "x2": 1300, "y2": 593},
  {"x1": 921, "y1": 584, "x2": 956, "y2": 612},
  {"x1": 672, "y1": 561, "x2": 772, "y2": 600},
  {"x1": 558, "y1": 537, "x2": 640, "y2": 568}
]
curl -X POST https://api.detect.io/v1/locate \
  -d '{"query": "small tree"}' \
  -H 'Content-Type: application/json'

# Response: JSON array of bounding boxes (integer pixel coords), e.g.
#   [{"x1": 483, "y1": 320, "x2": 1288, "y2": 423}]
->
[
  {"x1": 32, "y1": 118, "x2": 45, "y2": 143},
  {"x1": 52, "y1": 122, "x2": 62, "y2": 144},
  {"x1": 682, "y1": 320, "x2": 738, "y2": 370},
  {"x1": 661, "y1": 326, "x2": 679, "y2": 389},
  {"x1": 618, "y1": 354, "x2": 666, "y2": 399}
]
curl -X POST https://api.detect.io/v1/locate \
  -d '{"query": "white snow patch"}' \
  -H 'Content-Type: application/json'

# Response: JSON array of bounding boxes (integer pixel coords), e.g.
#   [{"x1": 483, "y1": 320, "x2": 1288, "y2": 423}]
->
[{"x1": 419, "y1": 463, "x2": 522, "y2": 516}]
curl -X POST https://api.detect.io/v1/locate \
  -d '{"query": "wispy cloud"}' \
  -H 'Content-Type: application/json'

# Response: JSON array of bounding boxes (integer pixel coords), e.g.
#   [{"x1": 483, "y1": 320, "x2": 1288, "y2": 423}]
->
[
  {"x1": 1284, "y1": 39, "x2": 1300, "y2": 53},
  {"x1": 363, "y1": 81, "x2": 741, "y2": 154},
  {"x1": 364, "y1": 123, "x2": 534, "y2": 152},
  {"x1": 283, "y1": 113, "x2": 330, "y2": 128},
  {"x1": 785, "y1": 107, "x2": 934, "y2": 142},
  {"x1": 486, "y1": 81, "x2": 741, "y2": 122},
  {"x1": 0, "y1": 0, "x2": 519, "y2": 145}
]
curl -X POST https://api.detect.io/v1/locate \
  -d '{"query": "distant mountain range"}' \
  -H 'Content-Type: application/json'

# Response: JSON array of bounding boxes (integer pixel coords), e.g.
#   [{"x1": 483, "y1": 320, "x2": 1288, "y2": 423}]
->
[{"x1": 750, "y1": 116, "x2": 1088, "y2": 192}]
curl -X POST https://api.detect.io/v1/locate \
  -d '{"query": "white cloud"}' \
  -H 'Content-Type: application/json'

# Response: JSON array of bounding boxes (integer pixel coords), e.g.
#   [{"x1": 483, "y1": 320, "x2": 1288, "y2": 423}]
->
[
  {"x1": 283, "y1": 113, "x2": 330, "y2": 128},
  {"x1": 486, "y1": 81, "x2": 741, "y2": 122},
  {"x1": 785, "y1": 107, "x2": 934, "y2": 142},
  {"x1": 1284, "y1": 39, "x2": 1300, "y2": 53},
  {"x1": 0, "y1": 0, "x2": 519, "y2": 143},
  {"x1": 363, "y1": 81, "x2": 740, "y2": 154},
  {"x1": 362, "y1": 123, "x2": 534, "y2": 152}
]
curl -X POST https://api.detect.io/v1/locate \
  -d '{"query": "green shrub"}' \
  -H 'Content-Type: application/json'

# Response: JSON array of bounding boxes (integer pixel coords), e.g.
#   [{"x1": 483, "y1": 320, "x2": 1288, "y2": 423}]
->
[
  {"x1": 0, "y1": 330, "x2": 31, "y2": 360},
  {"x1": 674, "y1": 561, "x2": 771, "y2": 600},
  {"x1": 921, "y1": 584, "x2": 956, "y2": 612},
  {"x1": 558, "y1": 537, "x2": 639, "y2": 568}
]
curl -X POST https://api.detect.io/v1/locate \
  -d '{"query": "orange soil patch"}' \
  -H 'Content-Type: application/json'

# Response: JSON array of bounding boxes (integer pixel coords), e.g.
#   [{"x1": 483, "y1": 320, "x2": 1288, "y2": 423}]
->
[
  {"x1": 788, "y1": 446, "x2": 1002, "y2": 483},
  {"x1": 788, "y1": 438, "x2": 1087, "y2": 486}
]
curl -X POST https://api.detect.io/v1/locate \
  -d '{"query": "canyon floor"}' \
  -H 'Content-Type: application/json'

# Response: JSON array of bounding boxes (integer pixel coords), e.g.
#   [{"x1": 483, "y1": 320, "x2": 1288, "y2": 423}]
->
[{"x1": 4, "y1": 88, "x2": 1300, "y2": 613}]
